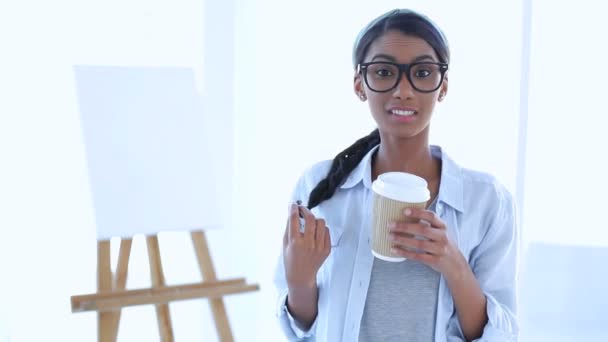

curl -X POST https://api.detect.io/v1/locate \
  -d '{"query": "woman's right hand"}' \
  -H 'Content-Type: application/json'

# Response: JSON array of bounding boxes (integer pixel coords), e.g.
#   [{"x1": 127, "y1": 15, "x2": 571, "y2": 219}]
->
[{"x1": 282, "y1": 203, "x2": 331, "y2": 289}]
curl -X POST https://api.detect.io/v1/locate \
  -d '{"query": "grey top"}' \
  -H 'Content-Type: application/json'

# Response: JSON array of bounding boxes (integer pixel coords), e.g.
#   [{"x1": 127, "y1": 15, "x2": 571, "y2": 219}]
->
[{"x1": 359, "y1": 199, "x2": 440, "y2": 342}]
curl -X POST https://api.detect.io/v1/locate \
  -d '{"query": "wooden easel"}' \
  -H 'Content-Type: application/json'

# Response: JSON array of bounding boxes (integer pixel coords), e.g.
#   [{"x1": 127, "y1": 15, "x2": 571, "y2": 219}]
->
[{"x1": 71, "y1": 230, "x2": 259, "y2": 342}]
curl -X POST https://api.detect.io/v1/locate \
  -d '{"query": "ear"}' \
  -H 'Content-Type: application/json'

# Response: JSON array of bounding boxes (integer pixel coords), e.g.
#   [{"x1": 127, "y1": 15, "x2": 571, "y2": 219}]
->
[
  {"x1": 354, "y1": 72, "x2": 366, "y2": 101},
  {"x1": 438, "y1": 73, "x2": 448, "y2": 102}
]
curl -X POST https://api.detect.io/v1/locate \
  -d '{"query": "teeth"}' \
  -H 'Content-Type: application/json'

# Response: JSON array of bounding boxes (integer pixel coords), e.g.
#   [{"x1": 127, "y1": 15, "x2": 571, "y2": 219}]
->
[{"x1": 391, "y1": 109, "x2": 415, "y2": 116}]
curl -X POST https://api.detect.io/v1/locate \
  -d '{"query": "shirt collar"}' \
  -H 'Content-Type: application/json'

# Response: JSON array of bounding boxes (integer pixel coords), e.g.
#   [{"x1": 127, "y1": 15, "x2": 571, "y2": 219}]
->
[
  {"x1": 339, "y1": 144, "x2": 379, "y2": 190},
  {"x1": 432, "y1": 145, "x2": 464, "y2": 212},
  {"x1": 339, "y1": 144, "x2": 464, "y2": 213}
]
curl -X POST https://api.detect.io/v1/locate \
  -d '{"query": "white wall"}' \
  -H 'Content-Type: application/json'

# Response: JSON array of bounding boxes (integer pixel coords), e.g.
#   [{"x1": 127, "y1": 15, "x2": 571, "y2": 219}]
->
[{"x1": 524, "y1": 0, "x2": 608, "y2": 246}]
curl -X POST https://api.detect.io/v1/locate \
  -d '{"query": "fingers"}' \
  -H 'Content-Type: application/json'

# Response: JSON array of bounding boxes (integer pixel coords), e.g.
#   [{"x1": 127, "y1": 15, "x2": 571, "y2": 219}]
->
[
  {"x1": 388, "y1": 208, "x2": 449, "y2": 255},
  {"x1": 391, "y1": 246, "x2": 437, "y2": 263},
  {"x1": 288, "y1": 203, "x2": 301, "y2": 242},
  {"x1": 299, "y1": 206, "x2": 317, "y2": 244},
  {"x1": 389, "y1": 221, "x2": 445, "y2": 242},
  {"x1": 286, "y1": 203, "x2": 329, "y2": 251},
  {"x1": 404, "y1": 208, "x2": 446, "y2": 229},
  {"x1": 391, "y1": 234, "x2": 447, "y2": 255}
]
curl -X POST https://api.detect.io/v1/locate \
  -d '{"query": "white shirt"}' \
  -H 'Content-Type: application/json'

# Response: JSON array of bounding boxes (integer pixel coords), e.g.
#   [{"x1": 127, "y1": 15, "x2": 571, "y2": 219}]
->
[{"x1": 274, "y1": 145, "x2": 519, "y2": 341}]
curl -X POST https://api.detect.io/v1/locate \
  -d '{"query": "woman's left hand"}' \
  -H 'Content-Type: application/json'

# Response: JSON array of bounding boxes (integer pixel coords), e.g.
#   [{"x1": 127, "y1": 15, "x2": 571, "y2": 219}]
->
[{"x1": 389, "y1": 207, "x2": 464, "y2": 277}]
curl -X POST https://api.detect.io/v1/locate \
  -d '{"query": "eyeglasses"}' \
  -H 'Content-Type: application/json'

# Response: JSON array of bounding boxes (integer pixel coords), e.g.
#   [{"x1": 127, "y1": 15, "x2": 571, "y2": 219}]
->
[{"x1": 357, "y1": 61, "x2": 448, "y2": 93}]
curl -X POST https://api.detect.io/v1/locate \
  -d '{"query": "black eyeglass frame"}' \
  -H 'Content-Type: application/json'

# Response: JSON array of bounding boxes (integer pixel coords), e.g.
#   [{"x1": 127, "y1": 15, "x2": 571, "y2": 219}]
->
[{"x1": 357, "y1": 61, "x2": 449, "y2": 93}]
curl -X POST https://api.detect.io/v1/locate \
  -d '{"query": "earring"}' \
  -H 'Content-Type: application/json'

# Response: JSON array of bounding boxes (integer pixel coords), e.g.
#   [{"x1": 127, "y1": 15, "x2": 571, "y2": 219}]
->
[
  {"x1": 438, "y1": 93, "x2": 445, "y2": 101},
  {"x1": 359, "y1": 94, "x2": 366, "y2": 101}
]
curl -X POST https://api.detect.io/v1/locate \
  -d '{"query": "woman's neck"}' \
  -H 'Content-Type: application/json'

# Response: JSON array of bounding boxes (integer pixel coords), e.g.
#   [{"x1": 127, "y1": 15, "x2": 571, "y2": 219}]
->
[{"x1": 371, "y1": 133, "x2": 441, "y2": 186}]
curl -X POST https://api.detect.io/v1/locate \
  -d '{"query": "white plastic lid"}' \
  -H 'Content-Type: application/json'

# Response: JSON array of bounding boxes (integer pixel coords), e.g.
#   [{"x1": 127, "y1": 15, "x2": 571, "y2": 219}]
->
[{"x1": 371, "y1": 172, "x2": 430, "y2": 203}]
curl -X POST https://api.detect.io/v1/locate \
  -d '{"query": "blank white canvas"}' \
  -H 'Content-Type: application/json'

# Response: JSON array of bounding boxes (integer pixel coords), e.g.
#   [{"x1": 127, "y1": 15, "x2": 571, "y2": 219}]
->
[{"x1": 75, "y1": 65, "x2": 222, "y2": 240}]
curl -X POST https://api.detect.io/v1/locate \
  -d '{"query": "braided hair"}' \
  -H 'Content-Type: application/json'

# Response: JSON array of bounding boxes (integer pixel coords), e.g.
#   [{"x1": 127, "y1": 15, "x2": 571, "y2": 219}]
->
[
  {"x1": 307, "y1": 9, "x2": 450, "y2": 209},
  {"x1": 307, "y1": 129, "x2": 380, "y2": 209}
]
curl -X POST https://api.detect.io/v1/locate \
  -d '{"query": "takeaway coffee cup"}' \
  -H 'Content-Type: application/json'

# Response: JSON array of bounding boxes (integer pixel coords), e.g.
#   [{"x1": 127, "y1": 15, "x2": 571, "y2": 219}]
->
[{"x1": 371, "y1": 172, "x2": 430, "y2": 262}]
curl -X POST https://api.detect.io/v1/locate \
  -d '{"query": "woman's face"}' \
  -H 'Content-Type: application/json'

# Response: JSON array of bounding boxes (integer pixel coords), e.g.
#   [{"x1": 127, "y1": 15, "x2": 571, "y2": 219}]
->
[{"x1": 354, "y1": 30, "x2": 448, "y2": 140}]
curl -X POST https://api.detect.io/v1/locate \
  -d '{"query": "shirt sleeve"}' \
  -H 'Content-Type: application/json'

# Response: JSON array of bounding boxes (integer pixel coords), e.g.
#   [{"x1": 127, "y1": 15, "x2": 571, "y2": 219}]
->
[
  {"x1": 275, "y1": 286, "x2": 319, "y2": 341},
  {"x1": 273, "y1": 172, "x2": 319, "y2": 341},
  {"x1": 448, "y1": 185, "x2": 520, "y2": 341}
]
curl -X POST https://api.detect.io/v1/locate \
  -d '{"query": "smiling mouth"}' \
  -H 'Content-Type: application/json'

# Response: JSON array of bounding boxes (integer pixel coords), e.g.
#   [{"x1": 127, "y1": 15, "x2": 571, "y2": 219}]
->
[{"x1": 389, "y1": 109, "x2": 416, "y2": 116}]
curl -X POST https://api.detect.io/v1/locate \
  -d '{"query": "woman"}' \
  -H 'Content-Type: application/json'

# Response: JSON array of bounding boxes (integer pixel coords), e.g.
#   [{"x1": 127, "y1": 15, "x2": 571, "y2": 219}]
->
[{"x1": 274, "y1": 9, "x2": 518, "y2": 342}]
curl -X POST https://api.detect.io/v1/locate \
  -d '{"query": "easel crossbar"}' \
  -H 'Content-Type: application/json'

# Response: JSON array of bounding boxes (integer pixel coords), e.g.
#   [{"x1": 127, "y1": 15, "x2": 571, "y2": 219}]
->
[{"x1": 72, "y1": 278, "x2": 258, "y2": 313}]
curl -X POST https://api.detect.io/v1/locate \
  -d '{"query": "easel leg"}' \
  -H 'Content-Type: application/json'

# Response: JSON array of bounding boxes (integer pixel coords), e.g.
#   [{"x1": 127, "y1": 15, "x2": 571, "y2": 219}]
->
[
  {"x1": 108, "y1": 238, "x2": 132, "y2": 341},
  {"x1": 191, "y1": 231, "x2": 234, "y2": 342},
  {"x1": 146, "y1": 235, "x2": 174, "y2": 342},
  {"x1": 97, "y1": 240, "x2": 113, "y2": 342}
]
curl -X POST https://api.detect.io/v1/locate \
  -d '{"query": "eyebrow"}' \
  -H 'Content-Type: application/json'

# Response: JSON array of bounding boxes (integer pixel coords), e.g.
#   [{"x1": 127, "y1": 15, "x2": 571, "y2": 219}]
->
[{"x1": 371, "y1": 54, "x2": 437, "y2": 63}]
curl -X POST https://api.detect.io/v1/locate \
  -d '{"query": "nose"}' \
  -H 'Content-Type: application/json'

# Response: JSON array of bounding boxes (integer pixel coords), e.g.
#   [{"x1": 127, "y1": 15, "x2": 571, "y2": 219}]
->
[{"x1": 392, "y1": 72, "x2": 415, "y2": 99}]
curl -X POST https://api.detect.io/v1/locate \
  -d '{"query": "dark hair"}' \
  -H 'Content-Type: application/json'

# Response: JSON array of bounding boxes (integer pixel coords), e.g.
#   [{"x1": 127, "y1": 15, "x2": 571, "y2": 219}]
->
[{"x1": 307, "y1": 9, "x2": 450, "y2": 209}]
